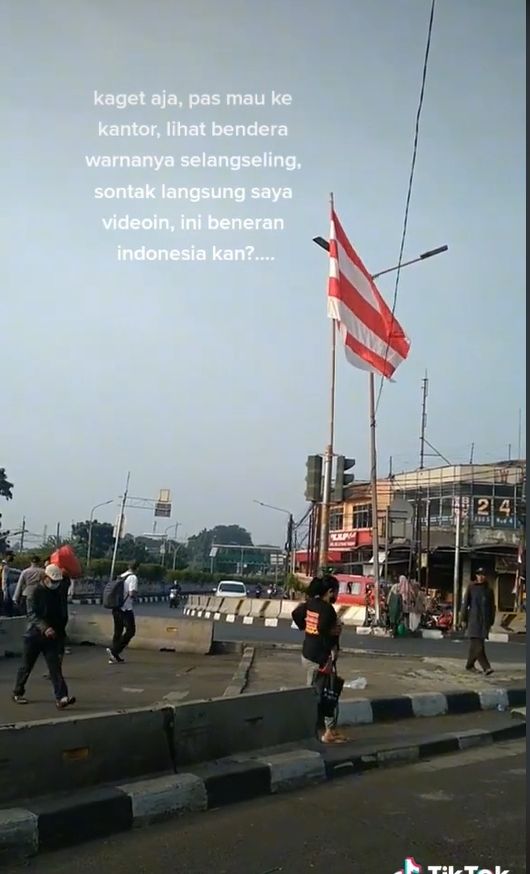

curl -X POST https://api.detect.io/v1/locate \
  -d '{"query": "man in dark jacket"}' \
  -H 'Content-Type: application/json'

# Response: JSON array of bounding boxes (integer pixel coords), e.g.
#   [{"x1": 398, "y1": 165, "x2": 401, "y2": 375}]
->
[
  {"x1": 461, "y1": 568, "x2": 496, "y2": 675},
  {"x1": 12, "y1": 564, "x2": 76, "y2": 708}
]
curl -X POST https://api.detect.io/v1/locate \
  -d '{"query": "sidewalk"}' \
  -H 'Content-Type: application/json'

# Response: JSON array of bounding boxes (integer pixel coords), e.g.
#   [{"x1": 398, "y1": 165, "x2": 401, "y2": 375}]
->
[
  {"x1": 245, "y1": 649, "x2": 526, "y2": 698},
  {"x1": 0, "y1": 646, "x2": 241, "y2": 723}
]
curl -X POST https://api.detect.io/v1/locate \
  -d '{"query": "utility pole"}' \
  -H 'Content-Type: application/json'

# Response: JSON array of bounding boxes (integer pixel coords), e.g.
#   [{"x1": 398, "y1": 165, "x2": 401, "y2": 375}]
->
[
  {"x1": 109, "y1": 472, "x2": 131, "y2": 582},
  {"x1": 469, "y1": 442, "x2": 475, "y2": 464},
  {"x1": 20, "y1": 517, "x2": 26, "y2": 552},
  {"x1": 415, "y1": 374, "x2": 428, "y2": 583},
  {"x1": 452, "y1": 495, "x2": 462, "y2": 629},
  {"x1": 56, "y1": 522, "x2": 61, "y2": 546},
  {"x1": 419, "y1": 373, "x2": 428, "y2": 471},
  {"x1": 369, "y1": 373, "x2": 381, "y2": 621}
]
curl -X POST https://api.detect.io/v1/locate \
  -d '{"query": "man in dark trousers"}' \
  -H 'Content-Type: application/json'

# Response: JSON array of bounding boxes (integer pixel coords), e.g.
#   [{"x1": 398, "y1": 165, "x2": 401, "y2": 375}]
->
[
  {"x1": 461, "y1": 567, "x2": 496, "y2": 675},
  {"x1": 12, "y1": 564, "x2": 76, "y2": 708}
]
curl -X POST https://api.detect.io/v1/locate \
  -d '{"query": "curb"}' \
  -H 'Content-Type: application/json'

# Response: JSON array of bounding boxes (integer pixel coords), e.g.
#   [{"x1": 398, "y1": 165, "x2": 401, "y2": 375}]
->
[
  {"x1": 336, "y1": 686, "x2": 526, "y2": 726},
  {"x1": 1, "y1": 718, "x2": 524, "y2": 860},
  {"x1": 223, "y1": 646, "x2": 255, "y2": 696},
  {"x1": 182, "y1": 609, "x2": 525, "y2": 643}
]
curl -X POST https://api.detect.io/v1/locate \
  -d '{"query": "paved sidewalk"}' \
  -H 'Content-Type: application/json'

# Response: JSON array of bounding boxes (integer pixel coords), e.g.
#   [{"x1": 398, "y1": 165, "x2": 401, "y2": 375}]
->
[
  {"x1": 246, "y1": 649, "x2": 526, "y2": 698},
  {"x1": 1, "y1": 646, "x2": 241, "y2": 723}
]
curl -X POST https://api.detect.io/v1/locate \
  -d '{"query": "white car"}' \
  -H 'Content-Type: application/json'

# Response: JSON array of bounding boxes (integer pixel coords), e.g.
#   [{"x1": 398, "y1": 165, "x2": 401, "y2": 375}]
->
[{"x1": 213, "y1": 580, "x2": 248, "y2": 598}]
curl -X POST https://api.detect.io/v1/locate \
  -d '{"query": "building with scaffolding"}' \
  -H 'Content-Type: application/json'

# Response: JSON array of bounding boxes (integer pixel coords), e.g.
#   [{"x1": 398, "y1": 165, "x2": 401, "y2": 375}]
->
[{"x1": 295, "y1": 459, "x2": 526, "y2": 611}]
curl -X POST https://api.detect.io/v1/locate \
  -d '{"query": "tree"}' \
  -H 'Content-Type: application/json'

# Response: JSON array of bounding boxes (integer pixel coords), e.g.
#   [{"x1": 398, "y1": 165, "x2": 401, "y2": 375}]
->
[
  {"x1": 0, "y1": 467, "x2": 13, "y2": 553},
  {"x1": 117, "y1": 534, "x2": 149, "y2": 563},
  {"x1": 71, "y1": 520, "x2": 114, "y2": 560},
  {"x1": 187, "y1": 525, "x2": 253, "y2": 570},
  {"x1": 0, "y1": 469, "x2": 13, "y2": 501}
]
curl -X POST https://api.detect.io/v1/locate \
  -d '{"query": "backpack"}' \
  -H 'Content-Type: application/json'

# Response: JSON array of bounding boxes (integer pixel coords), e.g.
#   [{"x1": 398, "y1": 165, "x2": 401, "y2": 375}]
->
[{"x1": 102, "y1": 573, "x2": 130, "y2": 609}]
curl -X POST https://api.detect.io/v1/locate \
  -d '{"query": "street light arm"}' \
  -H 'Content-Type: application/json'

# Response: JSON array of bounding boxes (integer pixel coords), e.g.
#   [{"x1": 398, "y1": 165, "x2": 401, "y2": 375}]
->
[
  {"x1": 312, "y1": 237, "x2": 448, "y2": 279},
  {"x1": 253, "y1": 500, "x2": 292, "y2": 517},
  {"x1": 89, "y1": 499, "x2": 114, "y2": 521}
]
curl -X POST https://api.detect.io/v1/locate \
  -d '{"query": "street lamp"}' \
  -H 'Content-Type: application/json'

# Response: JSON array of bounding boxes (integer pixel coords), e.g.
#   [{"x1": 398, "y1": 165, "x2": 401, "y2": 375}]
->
[
  {"x1": 87, "y1": 500, "x2": 114, "y2": 570},
  {"x1": 313, "y1": 237, "x2": 448, "y2": 275},
  {"x1": 163, "y1": 522, "x2": 180, "y2": 569},
  {"x1": 253, "y1": 500, "x2": 295, "y2": 576}
]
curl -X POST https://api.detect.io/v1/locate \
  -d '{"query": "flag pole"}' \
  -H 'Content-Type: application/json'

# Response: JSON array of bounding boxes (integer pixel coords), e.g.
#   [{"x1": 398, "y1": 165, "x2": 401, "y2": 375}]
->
[
  {"x1": 368, "y1": 371, "x2": 381, "y2": 622},
  {"x1": 318, "y1": 193, "x2": 336, "y2": 572}
]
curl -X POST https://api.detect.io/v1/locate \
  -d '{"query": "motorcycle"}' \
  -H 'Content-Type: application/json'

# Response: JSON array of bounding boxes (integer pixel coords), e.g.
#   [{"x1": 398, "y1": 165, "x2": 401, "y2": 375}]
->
[{"x1": 169, "y1": 588, "x2": 181, "y2": 609}]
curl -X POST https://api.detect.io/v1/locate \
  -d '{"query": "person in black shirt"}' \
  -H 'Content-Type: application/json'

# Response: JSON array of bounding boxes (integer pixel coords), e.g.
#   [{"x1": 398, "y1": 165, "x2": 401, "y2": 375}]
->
[
  {"x1": 12, "y1": 564, "x2": 76, "y2": 709},
  {"x1": 292, "y1": 575, "x2": 345, "y2": 744}
]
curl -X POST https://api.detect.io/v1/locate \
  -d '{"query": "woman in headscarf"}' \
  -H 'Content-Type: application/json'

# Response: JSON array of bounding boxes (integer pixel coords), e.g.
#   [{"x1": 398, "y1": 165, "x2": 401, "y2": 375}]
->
[{"x1": 387, "y1": 578, "x2": 403, "y2": 637}]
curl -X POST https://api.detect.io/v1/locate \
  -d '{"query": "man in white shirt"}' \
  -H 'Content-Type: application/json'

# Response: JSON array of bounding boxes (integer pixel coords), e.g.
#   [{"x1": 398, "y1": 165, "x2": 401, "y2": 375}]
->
[{"x1": 107, "y1": 561, "x2": 139, "y2": 664}]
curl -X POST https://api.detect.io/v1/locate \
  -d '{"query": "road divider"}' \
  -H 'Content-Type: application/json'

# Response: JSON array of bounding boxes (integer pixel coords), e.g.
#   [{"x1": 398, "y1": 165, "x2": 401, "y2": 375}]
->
[
  {"x1": 0, "y1": 686, "x2": 317, "y2": 806},
  {"x1": 1, "y1": 705, "x2": 525, "y2": 860},
  {"x1": 67, "y1": 612, "x2": 214, "y2": 655},
  {"x1": 0, "y1": 617, "x2": 25, "y2": 657},
  {"x1": 182, "y1": 605, "x2": 446, "y2": 639}
]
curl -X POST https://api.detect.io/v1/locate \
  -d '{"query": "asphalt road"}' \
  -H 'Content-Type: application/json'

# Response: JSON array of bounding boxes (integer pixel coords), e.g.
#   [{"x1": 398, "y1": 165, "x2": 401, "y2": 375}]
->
[
  {"x1": 11, "y1": 740, "x2": 525, "y2": 873},
  {"x1": 73, "y1": 603, "x2": 527, "y2": 664}
]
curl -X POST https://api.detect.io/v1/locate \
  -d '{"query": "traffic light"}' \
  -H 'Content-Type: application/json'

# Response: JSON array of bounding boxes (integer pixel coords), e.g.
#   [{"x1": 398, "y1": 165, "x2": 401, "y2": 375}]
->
[
  {"x1": 305, "y1": 454, "x2": 323, "y2": 502},
  {"x1": 331, "y1": 455, "x2": 355, "y2": 502}
]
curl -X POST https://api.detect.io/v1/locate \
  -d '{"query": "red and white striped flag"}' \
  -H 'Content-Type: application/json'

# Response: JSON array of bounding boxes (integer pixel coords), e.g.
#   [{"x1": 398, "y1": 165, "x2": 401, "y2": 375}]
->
[{"x1": 328, "y1": 209, "x2": 411, "y2": 378}]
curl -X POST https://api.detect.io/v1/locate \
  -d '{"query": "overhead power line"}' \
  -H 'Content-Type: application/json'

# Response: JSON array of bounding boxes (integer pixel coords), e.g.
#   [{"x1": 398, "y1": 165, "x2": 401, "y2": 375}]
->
[{"x1": 376, "y1": 0, "x2": 437, "y2": 413}]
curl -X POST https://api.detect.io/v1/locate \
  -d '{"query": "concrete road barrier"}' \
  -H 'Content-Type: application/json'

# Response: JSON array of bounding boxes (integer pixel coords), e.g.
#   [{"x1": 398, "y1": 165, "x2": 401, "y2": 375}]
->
[
  {"x1": 0, "y1": 686, "x2": 317, "y2": 805},
  {"x1": 68, "y1": 613, "x2": 213, "y2": 655},
  {"x1": 0, "y1": 617, "x2": 26, "y2": 657},
  {"x1": 279, "y1": 600, "x2": 298, "y2": 620},
  {"x1": 171, "y1": 686, "x2": 317, "y2": 766},
  {"x1": 0, "y1": 704, "x2": 176, "y2": 805},
  {"x1": 262, "y1": 601, "x2": 282, "y2": 619}
]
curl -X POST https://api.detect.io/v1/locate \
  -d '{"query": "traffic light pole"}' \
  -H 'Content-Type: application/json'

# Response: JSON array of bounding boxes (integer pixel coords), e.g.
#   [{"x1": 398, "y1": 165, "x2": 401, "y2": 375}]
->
[{"x1": 318, "y1": 317, "x2": 337, "y2": 572}]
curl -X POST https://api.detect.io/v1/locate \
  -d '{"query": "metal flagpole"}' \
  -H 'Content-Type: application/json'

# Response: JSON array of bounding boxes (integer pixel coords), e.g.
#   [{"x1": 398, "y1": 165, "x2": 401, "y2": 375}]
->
[
  {"x1": 319, "y1": 318, "x2": 337, "y2": 572},
  {"x1": 369, "y1": 372, "x2": 381, "y2": 622},
  {"x1": 318, "y1": 193, "x2": 337, "y2": 573},
  {"x1": 109, "y1": 472, "x2": 130, "y2": 582}
]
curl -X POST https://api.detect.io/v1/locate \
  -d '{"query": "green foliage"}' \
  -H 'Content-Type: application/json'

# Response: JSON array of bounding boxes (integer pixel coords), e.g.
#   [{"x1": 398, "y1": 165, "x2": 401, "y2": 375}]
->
[
  {"x1": 0, "y1": 469, "x2": 13, "y2": 501},
  {"x1": 187, "y1": 525, "x2": 253, "y2": 570},
  {"x1": 86, "y1": 558, "x2": 165, "y2": 581},
  {"x1": 117, "y1": 534, "x2": 150, "y2": 563},
  {"x1": 72, "y1": 520, "x2": 114, "y2": 560},
  {"x1": 285, "y1": 572, "x2": 306, "y2": 594},
  {"x1": 0, "y1": 467, "x2": 13, "y2": 552}
]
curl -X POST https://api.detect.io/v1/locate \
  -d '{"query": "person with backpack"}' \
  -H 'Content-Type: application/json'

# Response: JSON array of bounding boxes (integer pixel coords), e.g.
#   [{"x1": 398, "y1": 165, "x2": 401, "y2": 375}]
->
[{"x1": 104, "y1": 561, "x2": 139, "y2": 664}]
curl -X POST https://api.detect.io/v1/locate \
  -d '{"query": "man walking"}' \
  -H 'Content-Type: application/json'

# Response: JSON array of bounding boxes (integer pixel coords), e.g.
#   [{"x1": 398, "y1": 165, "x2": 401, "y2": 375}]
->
[
  {"x1": 12, "y1": 564, "x2": 75, "y2": 708},
  {"x1": 461, "y1": 567, "x2": 496, "y2": 675},
  {"x1": 1, "y1": 552, "x2": 16, "y2": 616},
  {"x1": 13, "y1": 555, "x2": 43, "y2": 614},
  {"x1": 107, "y1": 561, "x2": 139, "y2": 664}
]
